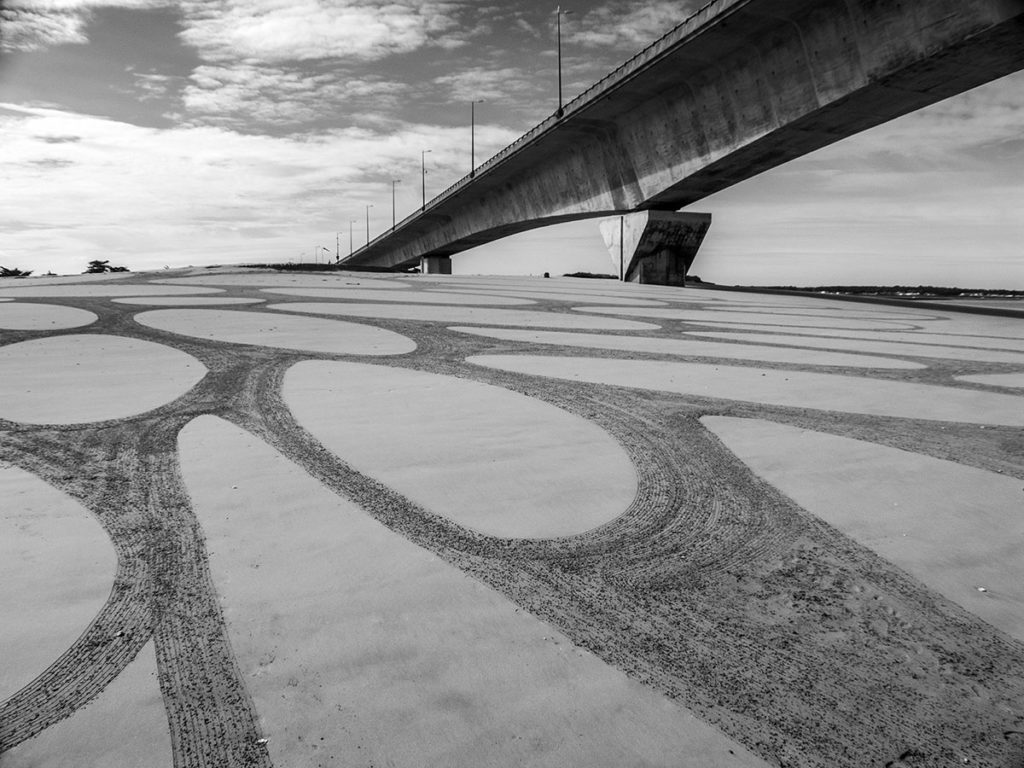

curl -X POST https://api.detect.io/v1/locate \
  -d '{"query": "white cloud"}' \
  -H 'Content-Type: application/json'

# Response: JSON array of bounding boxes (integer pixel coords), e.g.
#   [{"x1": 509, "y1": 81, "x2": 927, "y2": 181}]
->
[
  {"x1": 566, "y1": 1, "x2": 701, "y2": 50},
  {"x1": 820, "y1": 74, "x2": 1024, "y2": 164},
  {"x1": 180, "y1": 63, "x2": 412, "y2": 128},
  {"x1": 433, "y1": 67, "x2": 536, "y2": 102},
  {"x1": 176, "y1": 0, "x2": 466, "y2": 64},
  {"x1": 3, "y1": 0, "x2": 469, "y2": 62},
  {"x1": 1, "y1": 9, "x2": 87, "y2": 50},
  {"x1": 130, "y1": 72, "x2": 181, "y2": 101},
  {"x1": 0, "y1": 103, "x2": 520, "y2": 273},
  {"x1": 1, "y1": 0, "x2": 168, "y2": 51}
]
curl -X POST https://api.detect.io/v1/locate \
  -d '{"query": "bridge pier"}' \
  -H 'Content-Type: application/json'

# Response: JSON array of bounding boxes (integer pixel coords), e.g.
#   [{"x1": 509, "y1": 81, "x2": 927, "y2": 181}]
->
[
  {"x1": 419, "y1": 256, "x2": 452, "y2": 275},
  {"x1": 599, "y1": 211, "x2": 711, "y2": 287}
]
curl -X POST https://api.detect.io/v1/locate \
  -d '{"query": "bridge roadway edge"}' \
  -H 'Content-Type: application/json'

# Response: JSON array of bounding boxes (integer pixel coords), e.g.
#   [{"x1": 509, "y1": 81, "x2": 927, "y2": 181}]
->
[{"x1": 340, "y1": 0, "x2": 1024, "y2": 281}]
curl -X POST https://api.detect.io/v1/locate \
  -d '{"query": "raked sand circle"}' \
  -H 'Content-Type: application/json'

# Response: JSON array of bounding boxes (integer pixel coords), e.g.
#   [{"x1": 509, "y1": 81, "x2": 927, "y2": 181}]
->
[
  {"x1": 0, "y1": 303, "x2": 97, "y2": 330},
  {"x1": 283, "y1": 361, "x2": 637, "y2": 538},
  {"x1": 702, "y1": 417, "x2": 1024, "y2": 641},
  {"x1": 678, "y1": 292, "x2": 885, "y2": 307},
  {"x1": 0, "y1": 335, "x2": 206, "y2": 425},
  {"x1": 426, "y1": 288, "x2": 670, "y2": 306},
  {"x1": 135, "y1": 308, "x2": 415, "y2": 356},
  {"x1": 901, "y1": 312, "x2": 1024, "y2": 335},
  {"x1": 111, "y1": 296, "x2": 265, "y2": 306},
  {"x1": 413, "y1": 280, "x2": 696, "y2": 303},
  {"x1": 433, "y1": 280, "x2": 692, "y2": 300},
  {"x1": 701, "y1": 304, "x2": 930, "y2": 321},
  {"x1": 0, "y1": 285, "x2": 223, "y2": 298},
  {"x1": 718, "y1": 325, "x2": 1024, "y2": 353},
  {"x1": 899, "y1": 328, "x2": 1024, "y2": 351},
  {"x1": 268, "y1": 302, "x2": 660, "y2": 330},
  {"x1": 179, "y1": 416, "x2": 766, "y2": 768},
  {"x1": 0, "y1": 642, "x2": 172, "y2": 768},
  {"x1": 0, "y1": 272, "x2": 135, "y2": 288},
  {"x1": 409, "y1": 276, "x2": 697, "y2": 301},
  {"x1": 686, "y1": 331, "x2": 1024, "y2": 365},
  {"x1": 0, "y1": 463, "x2": 116, "y2": 701},
  {"x1": 572, "y1": 306, "x2": 920, "y2": 331},
  {"x1": 154, "y1": 273, "x2": 412, "y2": 288},
  {"x1": 467, "y1": 355, "x2": 1024, "y2": 426},
  {"x1": 262, "y1": 287, "x2": 536, "y2": 305},
  {"x1": 956, "y1": 372, "x2": 1024, "y2": 388},
  {"x1": 450, "y1": 327, "x2": 924, "y2": 370}
]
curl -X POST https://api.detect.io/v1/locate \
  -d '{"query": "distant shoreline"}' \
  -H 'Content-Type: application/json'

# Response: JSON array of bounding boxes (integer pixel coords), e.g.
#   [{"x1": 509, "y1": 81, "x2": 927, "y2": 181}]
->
[{"x1": 741, "y1": 285, "x2": 1024, "y2": 299}]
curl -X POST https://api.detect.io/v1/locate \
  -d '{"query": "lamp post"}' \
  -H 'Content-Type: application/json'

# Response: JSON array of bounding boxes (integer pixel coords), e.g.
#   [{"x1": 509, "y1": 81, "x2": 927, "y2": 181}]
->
[
  {"x1": 365, "y1": 204, "x2": 373, "y2": 245},
  {"x1": 349, "y1": 218, "x2": 357, "y2": 255},
  {"x1": 335, "y1": 232, "x2": 340, "y2": 261},
  {"x1": 391, "y1": 179, "x2": 401, "y2": 230},
  {"x1": 470, "y1": 99, "x2": 484, "y2": 177},
  {"x1": 421, "y1": 149, "x2": 432, "y2": 211},
  {"x1": 555, "y1": 6, "x2": 572, "y2": 117}
]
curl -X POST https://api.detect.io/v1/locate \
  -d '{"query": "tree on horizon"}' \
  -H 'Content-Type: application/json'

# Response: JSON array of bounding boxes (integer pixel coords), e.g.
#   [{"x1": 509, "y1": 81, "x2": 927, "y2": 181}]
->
[{"x1": 84, "y1": 260, "x2": 129, "y2": 274}]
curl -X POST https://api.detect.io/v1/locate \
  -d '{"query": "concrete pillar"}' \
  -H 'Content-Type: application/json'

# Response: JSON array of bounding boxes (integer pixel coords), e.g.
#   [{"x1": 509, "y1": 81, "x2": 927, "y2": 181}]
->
[
  {"x1": 599, "y1": 211, "x2": 711, "y2": 286},
  {"x1": 419, "y1": 255, "x2": 452, "y2": 275}
]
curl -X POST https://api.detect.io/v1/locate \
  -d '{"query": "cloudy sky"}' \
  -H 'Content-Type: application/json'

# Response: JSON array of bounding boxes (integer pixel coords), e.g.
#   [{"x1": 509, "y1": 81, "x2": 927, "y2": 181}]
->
[{"x1": 1, "y1": 0, "x2": 1022, "y2": 287}]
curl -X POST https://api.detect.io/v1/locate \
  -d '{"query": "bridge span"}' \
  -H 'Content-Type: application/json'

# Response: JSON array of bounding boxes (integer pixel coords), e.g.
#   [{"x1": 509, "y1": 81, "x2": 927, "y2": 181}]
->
[{"x1": 340, "y1": 0, "x2": 1024, "y2": 285}]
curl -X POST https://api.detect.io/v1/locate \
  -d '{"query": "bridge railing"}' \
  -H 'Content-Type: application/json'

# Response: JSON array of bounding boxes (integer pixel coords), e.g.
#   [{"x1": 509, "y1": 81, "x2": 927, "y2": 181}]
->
[{"x1": 352, "y1": 0, "x2": 731, "y2": 258}]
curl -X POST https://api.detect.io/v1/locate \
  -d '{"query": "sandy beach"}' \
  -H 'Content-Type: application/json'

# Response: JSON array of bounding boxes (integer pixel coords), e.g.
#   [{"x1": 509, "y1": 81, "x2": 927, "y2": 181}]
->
[{"x1": 1, "y1": 267, "x2": 1022, "y2": 768}]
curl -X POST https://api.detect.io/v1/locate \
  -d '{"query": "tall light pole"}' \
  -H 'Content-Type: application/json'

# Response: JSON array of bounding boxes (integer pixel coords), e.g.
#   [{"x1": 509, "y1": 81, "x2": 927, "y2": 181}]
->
[
  {"x1": 470, "y1": 99, "x2": 485, "y2": 177},
  {"x1": 391, "y1": 179, "x2": 401, "y2": 230},
  {"x1": 349, "y1": 218, "x2": 357, "y2": 255},
  {"x1": 555, "y1": 6, "x2": 572, "y2": 117},
  {"x1": 421, "y1": 149, "x2": 432, "y2": 211},
  {"x1": 365, "y1": 204, "x2": 373, "y2": 245}
]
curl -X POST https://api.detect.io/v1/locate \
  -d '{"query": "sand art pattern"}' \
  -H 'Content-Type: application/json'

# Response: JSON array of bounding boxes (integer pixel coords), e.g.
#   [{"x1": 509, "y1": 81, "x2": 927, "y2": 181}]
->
[{"x1": 1, "y1": 268, "x2": 1023, "y2": 768}]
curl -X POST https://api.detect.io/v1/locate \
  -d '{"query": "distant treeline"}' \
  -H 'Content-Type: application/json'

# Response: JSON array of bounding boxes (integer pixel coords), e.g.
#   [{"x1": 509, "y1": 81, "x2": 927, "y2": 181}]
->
[{"x1": 758, "y1": 285, "x2": 1024, "y2": 298}]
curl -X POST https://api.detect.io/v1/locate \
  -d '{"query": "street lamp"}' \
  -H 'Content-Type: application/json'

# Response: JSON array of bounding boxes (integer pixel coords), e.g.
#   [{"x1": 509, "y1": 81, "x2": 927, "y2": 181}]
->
[
  {"x1": 555, "y1": 6, "x2": 573, "y2": 117},
  {"x1": 470, "y1": 99, "x2": 485, "y2": 177},
  {"x1": 365, "y1": 204, "x2": 373, "y2": 245},
  {"x1": 391, "y1": 179, "x2": 401, "y2": 230},
  {"x1": 421, "y1": 149, "x2": 432, "y2": 211},
  {"x1": 349, "y1": 218, "x2": 357, "y2": 255}
]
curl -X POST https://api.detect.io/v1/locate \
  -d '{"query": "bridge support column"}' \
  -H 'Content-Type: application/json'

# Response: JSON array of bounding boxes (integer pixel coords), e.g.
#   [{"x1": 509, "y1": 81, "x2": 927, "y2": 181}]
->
[
  {"x1": 419, "y1": 255, "x2": 452, "y2": 275},
  {"x1": 599, "y1": 211, "x2": 711, "y2": 286}
]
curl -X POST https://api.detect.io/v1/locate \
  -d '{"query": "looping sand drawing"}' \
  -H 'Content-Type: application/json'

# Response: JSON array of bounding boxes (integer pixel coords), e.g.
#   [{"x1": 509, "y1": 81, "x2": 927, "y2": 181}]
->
[{"x1": 1, "y1": 271, "x2": 1023, "y2": 768}]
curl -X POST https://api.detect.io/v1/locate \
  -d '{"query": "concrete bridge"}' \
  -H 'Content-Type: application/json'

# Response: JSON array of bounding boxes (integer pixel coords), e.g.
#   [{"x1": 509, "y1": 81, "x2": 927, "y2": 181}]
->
[{"x1": 340, "y1": 0, "x2": 1024, "y2": 285}]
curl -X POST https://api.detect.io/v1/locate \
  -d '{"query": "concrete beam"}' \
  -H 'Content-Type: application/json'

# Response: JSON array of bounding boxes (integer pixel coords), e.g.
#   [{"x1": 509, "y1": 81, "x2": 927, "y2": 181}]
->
[
  {"x1": 599, "y1": 212, "x2": 712, "y2": 286},
  {"x1": 342, "y1": 0, "x2": 1024, "y2": 272}
]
